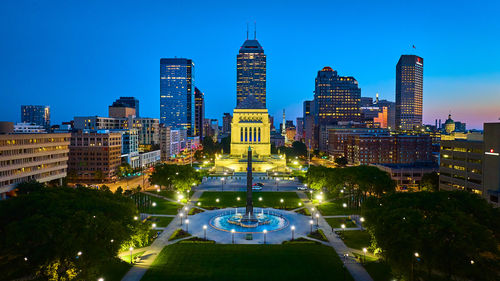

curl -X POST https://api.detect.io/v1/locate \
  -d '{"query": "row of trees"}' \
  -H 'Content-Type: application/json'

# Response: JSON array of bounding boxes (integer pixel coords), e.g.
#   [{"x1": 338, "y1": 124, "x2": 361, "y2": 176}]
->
[
  {"x1": 306, "y1": 165, "x2": 396, "y2": 208},
  {"x1": 363, "y1": 191, "x2": 500, "y2": 280},
  {"x1": 0, "y1": 182, "x2": 150, "y2": 280},
  {"x1": 194, "y1": 136, "x2": 230, "y2": 160},
  {"x1": 149, "y1": 164, "x2": 201, "y2": 192}
]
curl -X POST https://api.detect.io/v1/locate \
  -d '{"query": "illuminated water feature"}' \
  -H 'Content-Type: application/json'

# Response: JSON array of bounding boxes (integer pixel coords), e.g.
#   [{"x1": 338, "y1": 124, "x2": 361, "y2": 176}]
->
[{"x1": 210, "y1": 207, "x2": 288, "y2": 233}]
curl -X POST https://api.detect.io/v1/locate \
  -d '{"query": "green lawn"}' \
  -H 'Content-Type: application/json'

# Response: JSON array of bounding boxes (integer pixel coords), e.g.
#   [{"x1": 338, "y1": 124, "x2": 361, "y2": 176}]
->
[
  {"x1": 97, "y1": 258, "x2": 132, "y2": 281},
  {"x1": 142, "y1": 244, "x2": 354, "y2": 281},
  {"x1": 147, "y1": 216, "x2": 174, "y2": 227},
  {"x1": 149, "y1": 197, "x2": 182, "y2": 215},
  {"x1": 340, "y1": 230, "x2": 371, "y2": 251},
  {"x1": 198, "y1": 192, "x2": 302, "y2": 209},
  {"x1": 363, "y1": 260, "x2": 394, "y2": 281},
  {"x1": 325, "y1": 217, "x2": 357, "y2": 228},
  {"x1": 120, "y1": 250, "x2": 146, "y2": 263},
  {"x1": 317, "y1": 199, "x2": 360, "y2": 215}
]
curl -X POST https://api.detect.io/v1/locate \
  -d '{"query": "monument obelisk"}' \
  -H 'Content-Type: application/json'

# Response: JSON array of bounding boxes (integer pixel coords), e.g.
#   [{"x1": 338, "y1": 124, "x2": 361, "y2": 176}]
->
[{"x1": 246, "y1": 146, "x2": 254, "y2": 217}]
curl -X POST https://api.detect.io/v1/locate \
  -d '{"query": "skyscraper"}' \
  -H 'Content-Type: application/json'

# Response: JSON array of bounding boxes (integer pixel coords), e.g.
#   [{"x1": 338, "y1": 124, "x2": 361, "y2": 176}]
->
[
  {"x1": 396, "y1": 55, "x2": 423, "y2": 131},
  {"x1": 110, "y1": 97, "x2": 139, "y2": 117},
  {"x1": 222, "y1": 113, "x2": 232, "y2": 134},
  {"x1": 160, "y1": 58, "x2": 195, "y2": 135},
  {"x1": 236, "y1": 34, "x2": 266, "y2": 107},
  {"x1": 314, "y1": 66, "x2": 361, "y2": 124},
  {"x1": 21, "y1": 105, "x2": 50, "y2": 130},
  {"x1": 194, "y1": 87, "x2": 205, "y2": 139}
]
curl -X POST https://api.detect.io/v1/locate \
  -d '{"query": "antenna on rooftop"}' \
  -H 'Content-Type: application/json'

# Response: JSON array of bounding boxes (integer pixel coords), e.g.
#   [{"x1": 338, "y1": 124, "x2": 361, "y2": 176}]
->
[
  {"x1": 254, "y1": 21, "x2": 257, "y2": 39},
  {"x1": 247, "y1": 23, "x2": 249, "y2": 40}
]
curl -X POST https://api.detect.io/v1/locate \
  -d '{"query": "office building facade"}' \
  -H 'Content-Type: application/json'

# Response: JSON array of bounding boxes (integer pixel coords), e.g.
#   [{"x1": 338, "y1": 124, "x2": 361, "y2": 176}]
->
[
  {"x1": 396, "y1": 55, "x2": 423, "y2": 130},
  {"x1": 110, "y1": 97, "x2": 139, "y2": 117},
  {"x1": 236, "y1": 38, "x2": 266, "y2": 107},
  {"x1": 194, "y1": 87, "x2": 205, "y2": 139},
  {"x1": 21, "y1": 105, "x2": 51, "y2": 130},
  {"x1": 160, "y1": 58, "x2": 195, "y2": 135}
]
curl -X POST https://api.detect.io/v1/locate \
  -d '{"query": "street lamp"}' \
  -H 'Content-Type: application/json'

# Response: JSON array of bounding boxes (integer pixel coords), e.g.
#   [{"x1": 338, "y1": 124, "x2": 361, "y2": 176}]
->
[
  {"x1": 315, "y1": 213, "x2": 319, "y2": 226},
  {"x1": 343, "y1": 203, "x2": 347, "y2": 208},
  {"x1": 152, "y1": 223, "x2": 156, "y2": 228},
  {"x1": 362, "y1": 248, "x2": 367, "y2": 264},
  {"x1": 152, "y1": 202, "x2": 157, "y2": 207},
  {"x1": 203, "y1": 225, "x2": 207, "y2": 240},
  {"x1": 221, "y1": 177, "x2": 225, "y2": 191},
  {"x1": 310, "y1": 207, "x2": 315, "y2": 219},
  {"x1": 231, "y1": 229, "x2": 235, "y2": 244},
  {"x1": 133, "y1": 216, "x2": 138, "y2": 221},
  {"x1": 291, "y1": 225, "x2": 295, "y2": 240},
  {"x1": 412, "y1": 252, "x2": 419, "y2": 281},
  {"x1": 298, "y1": 202, "x2": 302, "y2": 206},
  {"x1": 263, "y1": 229, "x2": 267, "y2": 244},
  {"x1": 341, "y1": 224, "x2": 346, "y2": 236},
  {"x1": 309, "y1": 220, "x2": 314, "y2": 233},
  {"x1": 129, "y1": 247, "x2": 134, "y2": 264},
  {"x1": 360, "y1": 217, "x2": 365, "y2": 230},
  {"x1": 276, "y1": 178, "x2": 280, "y2": 190},
  {"x1": 98, "y1": 278, "x2": 104, "y2": 281},
  {"x1": 185, "y1": 219, "x2": 189, "y2": 232},
  {"x1": 216, "y1": 198, "x2": 220, "y2": 203},
  {"x1": 179, "y1": 213, "x2": 184, "y2": 225},
  {"x1": 237, "y1": 197, "x2": 240, "y2": 201},
  {"x1": 280, "y1": 198, "x2": 284, "y2": 209},
  {"x1": 309, "y1": 190, "x2": 313, "y2": 200},
  {"x1": 259, "y1": 197, "x2": 262, "y2": 201}
]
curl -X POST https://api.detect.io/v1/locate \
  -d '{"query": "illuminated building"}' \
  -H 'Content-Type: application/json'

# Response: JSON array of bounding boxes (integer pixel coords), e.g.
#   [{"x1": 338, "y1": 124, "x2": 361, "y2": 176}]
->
[
  {"x1": 215, "y1": 95, "x2": 286, "y2": 173},
  {"x1": 396, "y1": 55, "x2": 423, "y2": 131},
  {"x1": 372, "y1": 162, "x2": 438, "y2": 191},
  {"x1": 160, "y1": 58, "x2": 195, "y2": 135},
  {"x1": 0, "y1": 123, "x2": 70, "y2": 199},
  {"x1": 68, "y1": 131, "x2": 122, "y2": 183},
  {"x1": 109, "y1": 97, "x2": 139, "y2": 117},
  {"x1": 236, "y1": 35, "x2": 266, "y2": 107},
  {"x1": 21, "y1": 105, "x2": 50, "y2": 131},
  {"x1": 222, "y1": 113, "x2": 232, "y2": 134},
  {"x1": 314, "y1": 66, "x2": 361, "y2": 125},
  {"x1": 439, "y1": 123, "x2": 500, "y2": 205},
  {"x1": 194, "y1": 87, "x2": 205, "y2": 139}
]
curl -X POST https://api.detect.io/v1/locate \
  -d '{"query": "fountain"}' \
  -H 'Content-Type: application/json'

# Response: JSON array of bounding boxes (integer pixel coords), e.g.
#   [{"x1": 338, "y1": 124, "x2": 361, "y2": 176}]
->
[{"x1": 209, "y1": 146, "x2": 288, "y2": 233}]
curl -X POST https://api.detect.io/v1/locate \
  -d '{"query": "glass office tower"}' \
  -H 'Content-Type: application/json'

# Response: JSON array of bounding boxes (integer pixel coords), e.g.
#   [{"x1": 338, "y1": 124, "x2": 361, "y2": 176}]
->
[
  {"x1": 21, "y1": 105, "x2": 51, "y2": 130},
  {"x1": 160, "y1": 58, "x2": 195, "y2": 136},
  {"x1": 236, "y1": 38, "x2": 266, "y2": 107},
  {"x1": 396, "y1": 55, "x2": 423, "y2": 131}
]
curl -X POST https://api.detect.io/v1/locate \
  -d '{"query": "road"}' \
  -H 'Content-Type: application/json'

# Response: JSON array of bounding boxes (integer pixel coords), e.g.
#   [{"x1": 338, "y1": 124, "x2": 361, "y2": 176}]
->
[{"x1": 197, "y1": 174, "x2": 306, "y2": 192}]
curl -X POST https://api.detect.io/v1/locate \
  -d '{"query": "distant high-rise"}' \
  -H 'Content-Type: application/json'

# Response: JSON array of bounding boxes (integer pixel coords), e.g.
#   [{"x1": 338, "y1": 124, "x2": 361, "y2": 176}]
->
[
  {"x1": 236, "y1": 33, "x2": 266, "y2": 107},
  {"x1": 222, "y1": 113, "x2": 232, "y2": 134},
  {"x1": 111, "y1": 97, "x2": 139, "y2": 117},
  {"x1": 396, "y1": 55, "x2": 423, "y2": 131},
  {"x1": 194, "y1": 87, "x2": 205, "y2": 139},
  {"x1": 314, "y1": 66, "x2": 361, "y2": 125},
  {"x1": 160, "y1": 58, "x2": 195, "y2": 136},
  {"x1": 21, "y1": 105, "x2": 50, "y2": 130}
]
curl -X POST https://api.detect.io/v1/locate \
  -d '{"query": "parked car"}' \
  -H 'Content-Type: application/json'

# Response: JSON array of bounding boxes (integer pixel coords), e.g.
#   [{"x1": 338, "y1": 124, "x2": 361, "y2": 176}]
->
[
  {"x1": 252, "y1": 182, "x2": 264, "y2": 187},
  {"x1": 297, "y1": 186, "x2": 308, "y2": 190},
  {"x1": 252, "y1": 186, "x2": 263, "y2": 190}
]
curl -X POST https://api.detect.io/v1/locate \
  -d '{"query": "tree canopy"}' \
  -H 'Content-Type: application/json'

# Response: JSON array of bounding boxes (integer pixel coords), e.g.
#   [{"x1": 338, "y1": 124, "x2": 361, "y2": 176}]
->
[
  {"x1": 149, "y1": 164, "x2": 201, "y2": 192},
  {"x1": 363, "y1": 191, "x2": 500, "y2": 280},
  {"x1": 0, "y1": 183, "x2": 147, "y2": 280}
]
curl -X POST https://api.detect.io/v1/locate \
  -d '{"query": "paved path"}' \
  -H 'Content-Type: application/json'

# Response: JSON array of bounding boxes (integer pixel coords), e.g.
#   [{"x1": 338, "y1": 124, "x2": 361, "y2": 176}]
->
[
  {"x1": 296, "y1": 191, "x2": 374, "y2": 281},
  {"x1": 323, "y1": 215, "x2": 349, "y2": 218},
  {"x1": 121, "y1": 190, "x2": 204, "y2": 281}
]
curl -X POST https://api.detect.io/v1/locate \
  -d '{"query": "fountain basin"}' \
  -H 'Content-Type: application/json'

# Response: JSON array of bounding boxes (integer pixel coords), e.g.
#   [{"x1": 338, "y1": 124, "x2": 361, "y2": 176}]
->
[{"x1": 209, "y1": 208, "x2": 288, "y2": 233}]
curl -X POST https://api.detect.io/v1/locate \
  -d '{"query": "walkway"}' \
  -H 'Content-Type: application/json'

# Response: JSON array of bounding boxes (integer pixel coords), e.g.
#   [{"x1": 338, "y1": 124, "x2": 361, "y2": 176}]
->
[
  {"x1": 120, "y1": 190, "x2": 204, "y2": 281},
  {"x1": 296, "y1": 191, "x2": 374, "y2": 281}
]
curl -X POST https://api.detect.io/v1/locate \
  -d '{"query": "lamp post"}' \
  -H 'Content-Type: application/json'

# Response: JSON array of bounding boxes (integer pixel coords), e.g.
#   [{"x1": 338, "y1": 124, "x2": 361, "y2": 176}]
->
[
  {"x1": 179, "y1": 213, "x2": 184, "y2": 225},
  {"x1": 315, "y1": 213, "x2": 320, "y2": 227},
  {"x1": 185, "y1": 219, "x2": 189, "y2": 232},
  {"x1": 221, "y1": 177, "x2": 225, "y2": 191},
  {"x1": 184, "y1": 206, "x2": 188, "y2": 218},
  {"x1": 362, "y1": 248, "x2": 367, "y2": 264},
  {"x1": 280, "y1": 198, "x2": 284, "y2": 209},
  {"x1": 203, "y1": 225, "x2": 207, "y2": 240},
  {"x1": 263, "y1": 230, "x2": 267, "y2": 244},
  {"x1": 309, "y1": 220, "x2": 314, "y2": 234},
  {"x1": 341, "y1": 224, "x2": 346, "y2": 236},
  {"x1": 310, "y1": 208, "x2": 315, "y2": 219},
  {"x1": 291, "y1": 225, "x2": 295, "y2": 240},
  {"x1": 411, "y1": 252, "x2": 419, "y2": 281},
  {"x1": 360, "y1": 217, "x2": 365, "y2": 230},
  {"x1": 98, "y1": 278, "x2": 104, "y2": 281},
  {"x1": 276, "y1": 178, "x2": 280, "y2": 191},
  {"x1": 309, "y1": 190, "x2": 313, "y2": 200},
  {"x1": 231, "y1": 229, "x2": 235, "y2": 244},
  {"x1": 129, "y1": 247, "x2": 134, "y2": 264}
]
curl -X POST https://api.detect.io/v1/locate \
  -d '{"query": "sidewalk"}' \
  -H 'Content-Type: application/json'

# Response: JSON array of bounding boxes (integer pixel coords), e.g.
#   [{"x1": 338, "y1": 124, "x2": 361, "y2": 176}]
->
[
  {"x1": 296, "y1": 191, "x2": 374, "y2": 281},
  {"x1": 121, "y1": 190, "x2": 204, "y2": 281}
]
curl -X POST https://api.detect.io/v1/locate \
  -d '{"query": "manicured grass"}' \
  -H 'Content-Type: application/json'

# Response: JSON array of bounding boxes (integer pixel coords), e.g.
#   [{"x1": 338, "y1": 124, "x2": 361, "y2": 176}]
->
[
  {"x1": 317, "y1": 199, "x2": 360, "y2": 215},
  {"x1": 142, "y1": 244, "x2": 354, "y2": 281},
  {"x1": 169, "y1": 229, "x2": 191, "y2": 241},
  {"x1": 198, "y1": 192, "x2": 301, "y2": 209},
  {"x1": 363, "y1": 260, "x2": 394, "y2": 281},
  {"x1": 307, "y1": 229, "x2": 329, "y2": 242},
  {"x1": 147, "y1": 216, "x2": 174, "y2": 227},
  {"x1": 149, "y1": 197, "x2": 182, "y2": 215},
  {"x1": 325, "y1": 217, "x2": 357, "y2": 228},
  {"x1": 120, "y1": 250, "x2": 146, "y2": 263},
  {"x1": 97, "y1": 258, "x2": 132, "y2": 281},
  {"x1": 340, "y1": 230, "x2": 371, "y2": 251}
]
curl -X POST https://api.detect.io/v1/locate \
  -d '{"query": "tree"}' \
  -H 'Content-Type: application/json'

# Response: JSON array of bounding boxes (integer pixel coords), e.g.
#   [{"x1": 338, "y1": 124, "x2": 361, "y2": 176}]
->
[
  {"x1": 363, "y1": 191, "x2": 500, "y2": 280},
  {"x1": 149, "y1": 164, "x2": 201, "y2": 193},
  {"x1": 291, "y1": 141, "x2": 307, "y2": 157},
  {"x1": 0, "y1": 186, "x2": 147, "y2": 280},
  {"x1": 16, "y1": 181, "x2": 45, "y2": 195},
  {"x1": 117, "y1": 163, "x2": 133, "y2": 178},
  {"x1": 419, "y1": 172, "x2": 439, "y2": 192},
  {"x1": 334, "y1": 156, "x2": 348, "y2": 167}
]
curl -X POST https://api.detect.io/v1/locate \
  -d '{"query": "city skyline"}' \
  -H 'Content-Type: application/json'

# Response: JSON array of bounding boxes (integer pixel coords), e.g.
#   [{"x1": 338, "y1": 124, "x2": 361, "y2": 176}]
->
[{"x1": 1, "y1": 0, "x2": 500, "y2": 129}]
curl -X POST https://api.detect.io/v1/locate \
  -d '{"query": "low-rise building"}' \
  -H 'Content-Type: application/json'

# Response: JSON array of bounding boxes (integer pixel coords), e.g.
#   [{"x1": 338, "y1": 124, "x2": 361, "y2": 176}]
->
[
  {"x1": 0, "y1": 123, "x2": 70, "y2": 198},
  {"x1": 139, "y1": 150, "x2": 161, "y2": 167},
  {"x1": 68, "y1": 131, "x2": 122, "y2": 183},
  {"x1": 372, "y1": 162, "x2": 438, "y2": 191}
]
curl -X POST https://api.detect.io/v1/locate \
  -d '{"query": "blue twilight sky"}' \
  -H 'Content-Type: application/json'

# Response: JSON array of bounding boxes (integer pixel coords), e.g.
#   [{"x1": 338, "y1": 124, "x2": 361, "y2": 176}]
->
[{"x1": 1, "y1": 0, "x2": 500, "y2": 129}]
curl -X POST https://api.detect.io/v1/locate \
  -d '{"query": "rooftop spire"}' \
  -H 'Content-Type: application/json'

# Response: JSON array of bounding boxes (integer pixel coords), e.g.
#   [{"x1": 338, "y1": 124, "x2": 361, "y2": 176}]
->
[
  {"x1": 246, "y1": 23, "x2": 249, "y2": 40},
  {"x1": 254, "y1": 21, "x2": 256, "y2": 39}
]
